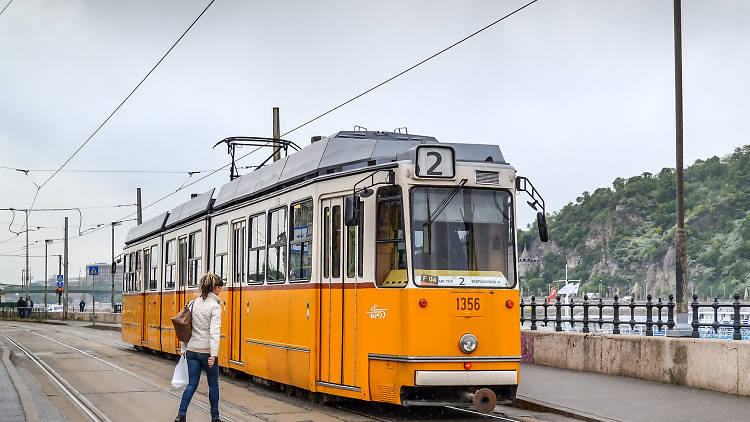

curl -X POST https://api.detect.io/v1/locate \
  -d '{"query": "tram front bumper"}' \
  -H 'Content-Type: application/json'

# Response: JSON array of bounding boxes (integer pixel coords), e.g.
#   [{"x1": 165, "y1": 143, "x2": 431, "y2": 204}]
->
[{"x1": 414, "y1": 370, "x2": 517, "y2": 386}]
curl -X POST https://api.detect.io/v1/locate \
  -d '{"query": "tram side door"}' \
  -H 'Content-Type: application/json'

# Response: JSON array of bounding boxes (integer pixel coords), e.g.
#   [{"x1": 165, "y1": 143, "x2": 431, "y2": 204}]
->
[
  {"x1": 318, "y1": 198, "x2": 350, "y2": 386},
  {"x1": 177, "y1": 236, "x2": 188, "y2": 321},
  {"x1": 230, "y1": 221, "x2": 245, "y2": 364},
  {"x1": 141, "y1": 248, "x2": 149, "y2": 343}
]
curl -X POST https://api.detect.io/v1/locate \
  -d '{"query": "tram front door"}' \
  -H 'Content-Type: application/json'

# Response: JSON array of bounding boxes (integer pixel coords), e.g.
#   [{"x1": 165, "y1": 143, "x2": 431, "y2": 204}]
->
[{"x1": 318, "y1": 197, "x2": 358, "y2": 389}]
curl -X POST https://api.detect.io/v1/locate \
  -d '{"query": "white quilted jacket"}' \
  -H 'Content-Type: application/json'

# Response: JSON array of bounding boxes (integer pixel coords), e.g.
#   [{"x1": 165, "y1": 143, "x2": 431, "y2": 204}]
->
[{"x1": 180, "y1": 292, "x2": 222, "y2": 357}]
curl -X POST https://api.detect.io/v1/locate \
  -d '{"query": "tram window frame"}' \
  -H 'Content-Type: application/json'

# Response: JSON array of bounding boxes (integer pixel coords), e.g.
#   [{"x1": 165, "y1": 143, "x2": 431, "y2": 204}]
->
[
  {"x1": 123, "y1": 253, "x2": 130, "y2": 292},
  {"x1": 408, "y1": 186, "x2": 517, "y2": 289},
  {"x1": 188, "y1": 230, "x2": 202, "y2": 288},
  {"x1": 149, "y1": 245, "x2": 158, "y2": 291},
  {"x1": 214, "y1": 224, "x2": 229, "y2": 282},
  {"x1": 266, "y1": 206, "x2": 288, "y2": 284},
  {"x1": 289, "y1": 199, "x2": 313, "y2": 282},
  {"x1": 323, "y1": 206, "x2": 330, "y2": 279},
  {"x1": 331, "y1": 205, "x2": 342, "y2": 279},
  {"x1": 346, "y1": 201, "x2": 364, "y2": 278},
  {"x1": 375, "y1": 186, "x2": 407, "y2": 288},
  {"x1": 231, "y1": 219, "x2": 246, "y2": 285},
  {"x1": 165, "y1": 239, "x2": 176, "y2": 290},
  {"x1": 247, "y1": 213, "x2": 266, "y2": 284},
  {"x1": 135, "y1": 250, "x2": 142, "y2": 292}
]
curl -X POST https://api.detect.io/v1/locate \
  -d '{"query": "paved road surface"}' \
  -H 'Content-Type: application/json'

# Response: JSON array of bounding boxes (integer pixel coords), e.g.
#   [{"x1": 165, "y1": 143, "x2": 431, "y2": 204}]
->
[{"x1": 0, "y1": 320, "x2": 572, "y2": 422}]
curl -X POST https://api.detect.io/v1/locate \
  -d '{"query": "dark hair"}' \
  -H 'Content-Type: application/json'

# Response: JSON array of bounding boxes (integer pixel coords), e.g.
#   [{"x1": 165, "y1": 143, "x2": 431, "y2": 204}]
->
[{"x1": 199, "y1": 272, "x2": 224, "y2": 299}]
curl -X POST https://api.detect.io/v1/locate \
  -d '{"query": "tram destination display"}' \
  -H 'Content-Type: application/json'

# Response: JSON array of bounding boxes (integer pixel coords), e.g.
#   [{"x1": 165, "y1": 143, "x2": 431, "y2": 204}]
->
[{"x1": 415, "y1": 145, "x2": 455, "y2": 178}]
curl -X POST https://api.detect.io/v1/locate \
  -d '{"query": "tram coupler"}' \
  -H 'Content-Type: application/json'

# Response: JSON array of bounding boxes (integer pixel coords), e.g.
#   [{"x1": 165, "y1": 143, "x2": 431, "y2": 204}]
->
[{"x1": 462, "y1": 388, "x2": 497, "y2": 413}]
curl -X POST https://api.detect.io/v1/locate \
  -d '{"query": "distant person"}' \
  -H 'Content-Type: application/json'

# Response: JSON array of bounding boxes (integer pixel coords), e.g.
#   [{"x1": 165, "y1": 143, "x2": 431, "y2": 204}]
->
[
  {"x1": 17, "y1": 297, "x2": 25, "y2": 318},
  {"x1": 25, "y1": 296, "x2": 33, "y2": 318},
  {"x1": 79, "y1": 299, "x2": 86, "y2": 313},
  {"x1": 175, "y1": 272, "x2": 224, "y2": 422}
]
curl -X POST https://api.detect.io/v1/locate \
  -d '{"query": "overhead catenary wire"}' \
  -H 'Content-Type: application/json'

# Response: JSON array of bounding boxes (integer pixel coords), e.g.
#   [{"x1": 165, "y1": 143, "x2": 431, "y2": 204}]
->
[
  {"x1": 0, "y1": 0, "x2": 13, "y2": 17},
  {"x1": 281, "y1": 0, "x2": 540, "y2": 138}
]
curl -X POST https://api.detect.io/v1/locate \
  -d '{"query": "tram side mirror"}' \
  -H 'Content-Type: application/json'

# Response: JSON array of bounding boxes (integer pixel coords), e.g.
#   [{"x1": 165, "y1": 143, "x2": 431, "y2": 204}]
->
[
  {"x1": 345, "y1": 194, "x2": 360, "y2": 226},
  {"x1": 537, "y1": 212, "x2": 549, "y2": 242}
]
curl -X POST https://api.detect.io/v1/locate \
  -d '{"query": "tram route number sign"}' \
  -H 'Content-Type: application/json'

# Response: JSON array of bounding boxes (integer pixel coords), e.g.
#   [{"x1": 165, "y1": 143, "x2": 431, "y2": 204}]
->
[{"x1": 415, "y1": 146, "x2": 455, "y2": 179}]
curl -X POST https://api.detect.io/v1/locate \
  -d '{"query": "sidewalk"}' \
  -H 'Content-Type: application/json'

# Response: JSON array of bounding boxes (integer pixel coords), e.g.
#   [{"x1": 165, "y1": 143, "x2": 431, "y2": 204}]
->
[{"x1": 518, "y1": 363, "x2": 750, "y2": 422}]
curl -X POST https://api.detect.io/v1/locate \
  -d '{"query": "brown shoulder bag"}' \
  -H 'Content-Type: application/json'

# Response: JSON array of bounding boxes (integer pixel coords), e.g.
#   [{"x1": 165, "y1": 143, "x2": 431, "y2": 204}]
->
[{"x1": 171, "y1": 300, "x2": 194, "y2": 343}]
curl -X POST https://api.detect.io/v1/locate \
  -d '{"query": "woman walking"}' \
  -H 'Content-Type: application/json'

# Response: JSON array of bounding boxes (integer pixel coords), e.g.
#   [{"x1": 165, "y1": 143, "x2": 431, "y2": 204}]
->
[{"x1": 175, "y1": 272, "x2": 223, "y2": 422}]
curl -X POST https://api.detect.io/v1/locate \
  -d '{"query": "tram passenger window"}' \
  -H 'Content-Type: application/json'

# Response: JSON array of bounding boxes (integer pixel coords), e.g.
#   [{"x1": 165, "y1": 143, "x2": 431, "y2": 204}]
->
[
  {"x1": 123, "y1": 254, "x2": 129, "y2": 292},
  {"x1": 358, "y1": 202, "x2": 364, "y2": 278},
  {"x1": 188, "y1": 231, "x2": 201, "y2": 287},
  {"x1": 232, "y1": 221, "x2": 246, "y2": 284},
  {"x1": 332, "y1": 205, "x2": 341, "y2": 278},
  {"x1": 248, "y1": 214, "x2": 265, "y2": 284},
  {"x1": 376, "y1": 186, "x2": 407, "y2": 287},
  {"x1": 178, "y1": 237, "x2": 187, "y2": 288},
  {"x1": 214, "y1": 224, "x2": 228, "y2": 282},
  {"x1": 149, "y1": 245, "x2": 158, "y2": 291},
  {"x1": 165, "y1": 240, "x2": 176, "y2": 290},
  {"x1": 267, "y1": 207, "x2": 287, "y2": 283},
  {"x1": 289, "y1": 200, "x2": 313, "y2": 281},
  {"x1": 323, "y1": 207, "x2": 330, "y2": 278},
  {"x1": 135, "y1": 251, "x2": 142, "y2": 292},
  {"x1": 346, "y1": 201, "x2": 363, "y2": 278}
]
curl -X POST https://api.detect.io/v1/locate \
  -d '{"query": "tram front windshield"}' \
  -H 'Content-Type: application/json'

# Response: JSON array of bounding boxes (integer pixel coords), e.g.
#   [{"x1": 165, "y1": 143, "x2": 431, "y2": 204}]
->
[{"x1": 411, "y1": 187, "x2": 515, "y2": 288}]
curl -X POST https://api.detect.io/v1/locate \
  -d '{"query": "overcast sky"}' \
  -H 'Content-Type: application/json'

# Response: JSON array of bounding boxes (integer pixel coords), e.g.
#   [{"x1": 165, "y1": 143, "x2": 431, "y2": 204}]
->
[{"x1": 1, "y1": 0, "x2": 749, "y2": 287}]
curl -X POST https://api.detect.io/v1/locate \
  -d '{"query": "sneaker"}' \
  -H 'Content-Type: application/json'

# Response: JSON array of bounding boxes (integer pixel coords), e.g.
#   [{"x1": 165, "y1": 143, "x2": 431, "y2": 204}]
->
[{"x1": 174, "y1": 415, "x2": 186, "y2": 422}]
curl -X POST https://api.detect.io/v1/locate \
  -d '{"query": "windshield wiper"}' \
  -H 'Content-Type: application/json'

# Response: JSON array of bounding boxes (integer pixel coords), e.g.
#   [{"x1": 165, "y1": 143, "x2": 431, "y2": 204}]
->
[
  {"x1": 423, "y1": 179, "x2": 468, "y2": 227},
  {"x1": 421, "y1": 179, "x2": 467, "y2": 255}
]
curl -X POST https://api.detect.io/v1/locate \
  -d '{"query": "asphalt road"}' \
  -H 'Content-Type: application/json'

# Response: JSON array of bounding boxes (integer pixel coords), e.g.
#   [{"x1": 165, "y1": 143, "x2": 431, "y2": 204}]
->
[{"x1": 0, "y1": 320, "x2": 575, "y2": 422}]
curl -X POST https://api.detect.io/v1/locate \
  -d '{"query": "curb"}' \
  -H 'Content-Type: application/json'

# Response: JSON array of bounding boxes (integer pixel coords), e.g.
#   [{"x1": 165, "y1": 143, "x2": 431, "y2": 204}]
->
[
  {"x1": 515, "y1": 395, "x2": 620, "y2": 422},
  {"x1": 0, "y1": 343, "x2": 41, "y2": 422}
]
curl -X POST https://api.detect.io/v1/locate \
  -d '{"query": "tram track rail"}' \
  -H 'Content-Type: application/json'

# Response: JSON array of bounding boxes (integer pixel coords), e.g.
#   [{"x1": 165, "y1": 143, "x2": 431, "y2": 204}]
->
[
  {"x1": 1, "y1": 333, "x2": 112, "y2": 422},
  {"x1": 0, "y1": 326, "x2": 235, "y2": 422}
]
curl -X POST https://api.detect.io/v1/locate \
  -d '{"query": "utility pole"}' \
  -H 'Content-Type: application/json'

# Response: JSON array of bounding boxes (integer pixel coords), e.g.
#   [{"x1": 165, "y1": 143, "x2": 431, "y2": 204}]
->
[
  {"x1": 111, "y1": 221, "x2": 120, "y2": 311},
  {"x1": 63, "y1": 217, "x2": 69, "y2": 319},
  {"x1": 45, "y1": 239, "x2": 51, "y2": 315},
  {"x1": 136, "y1": 188, "x2": 143, "y2": 225},
  {"x1": 670, "y1": 0, "x2": 690, "y2": 337},
  {"x1": 25, "y1": 209, "x2": 29, "y2": 296},
  {"x1": 273, "y1": 107, "x2": 281, "y2": 162}
]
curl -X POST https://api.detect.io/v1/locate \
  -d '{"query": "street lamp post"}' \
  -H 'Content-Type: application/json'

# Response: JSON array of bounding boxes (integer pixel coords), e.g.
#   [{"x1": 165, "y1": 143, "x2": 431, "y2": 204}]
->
[
  {"x1": 45, "y1": 239, "x2": 52, "y2": 318},
  {"x1": 111, "y1": 221, "x2": 121, "y2": 311}
]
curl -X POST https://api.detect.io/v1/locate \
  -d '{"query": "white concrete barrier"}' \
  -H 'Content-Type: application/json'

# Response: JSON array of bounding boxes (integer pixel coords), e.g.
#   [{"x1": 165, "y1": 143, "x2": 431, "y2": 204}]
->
[{"x1": 521, "y1": 330, "x2": 750, "y2": 396}]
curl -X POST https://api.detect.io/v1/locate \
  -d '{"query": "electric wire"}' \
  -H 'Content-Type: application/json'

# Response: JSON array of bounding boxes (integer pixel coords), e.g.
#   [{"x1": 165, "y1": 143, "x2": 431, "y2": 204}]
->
[
  {"x1": 0, "y1": 166, "x2": 234, "y2": 174},
  {"x1": 30, "y1": 0, "x2": 217, "y2": 205},
  {"x1": 0, "y1": 0, "x2": 13, "y2": 17},
  {"x1": 281, "y1": 0, "x2": 540, "y2": 137}
]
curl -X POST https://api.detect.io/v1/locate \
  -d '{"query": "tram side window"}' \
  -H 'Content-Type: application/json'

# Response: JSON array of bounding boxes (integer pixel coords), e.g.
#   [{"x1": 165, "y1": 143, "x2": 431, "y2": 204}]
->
[
  {"x1": 332, "y1": 205, "x2": 342, "y2": 278},
  {"x1": 188, "y1": 231, "x2": 201, "y2": 287},
  {"x1": 267, "y1": 207, "x2": 287, "y2": 283},
  {"x1": 248, "y1": 214, "x2": 265, "y2": 284},
  {"x1": 346, "y1": 201, "x2": 364, "y2": 278},
  {"x1": 214, "y1": 225, "x2": 228, "y2": 282},
  {"x1": 149, "y1": 245, "x2": 158, "y2": 291},
  {"x1": 165, "y1": 240, "x2": 176, "y2": 289},
  {"x1": 123, "y1": 254, "x2": 129, "y2": 292},
  {"x1": 135, "y1": 251, "x2": 142, "y2": 292},
  {"x1": 376, "y1": 186, "x2": 407, "y2": 287},
  {"x1": 178, "y1": 237, "x2": 187, "y2": 288},
  {"x1": 323, "y1": 207, "x2": 330, "y2": 278},
  {"x1": 290, "y1": 200, "x2": 313, "y2": 281}
]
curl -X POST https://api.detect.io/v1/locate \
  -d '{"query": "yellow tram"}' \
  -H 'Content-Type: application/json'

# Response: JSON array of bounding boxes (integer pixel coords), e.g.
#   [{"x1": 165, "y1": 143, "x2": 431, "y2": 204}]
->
[{"x1": 121, "y1": 130, "x2": 548, "y2": 412}]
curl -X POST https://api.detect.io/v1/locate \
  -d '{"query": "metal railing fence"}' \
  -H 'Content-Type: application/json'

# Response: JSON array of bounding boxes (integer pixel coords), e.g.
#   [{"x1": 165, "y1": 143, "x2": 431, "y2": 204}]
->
[{"x1": 521, "y1": 293, "x2": 750, "y2": 340}]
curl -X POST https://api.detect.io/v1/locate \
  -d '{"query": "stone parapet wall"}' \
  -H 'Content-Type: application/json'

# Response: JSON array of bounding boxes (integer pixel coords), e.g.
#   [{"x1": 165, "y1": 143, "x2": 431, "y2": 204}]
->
[{"x1": 521, "y1": 330, "x2": 750, "y2": 396}]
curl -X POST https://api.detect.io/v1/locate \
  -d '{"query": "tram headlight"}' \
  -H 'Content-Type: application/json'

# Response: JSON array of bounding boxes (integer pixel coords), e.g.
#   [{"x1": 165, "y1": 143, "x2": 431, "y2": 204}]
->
[{"x1": 459, "y1": 333, "x2": 477, "y2": 354}]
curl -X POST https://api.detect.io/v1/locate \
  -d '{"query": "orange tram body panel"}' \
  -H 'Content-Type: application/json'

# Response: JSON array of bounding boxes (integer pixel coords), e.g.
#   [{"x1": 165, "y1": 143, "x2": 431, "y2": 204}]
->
[{"x1": 121, "y1": 130, "x2": 546, "y2": 410}]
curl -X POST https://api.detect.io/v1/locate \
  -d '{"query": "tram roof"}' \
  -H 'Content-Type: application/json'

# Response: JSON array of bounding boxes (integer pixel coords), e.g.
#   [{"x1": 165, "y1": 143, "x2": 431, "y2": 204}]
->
[{"x1": 125, "y1": 130, "x2": 507, "y2": 245}]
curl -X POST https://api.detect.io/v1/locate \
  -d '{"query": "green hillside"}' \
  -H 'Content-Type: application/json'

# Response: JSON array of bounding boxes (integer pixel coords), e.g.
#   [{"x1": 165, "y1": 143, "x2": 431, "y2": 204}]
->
[{"x1": 518, "y1": 146, "x2": 750, "y2": 300}]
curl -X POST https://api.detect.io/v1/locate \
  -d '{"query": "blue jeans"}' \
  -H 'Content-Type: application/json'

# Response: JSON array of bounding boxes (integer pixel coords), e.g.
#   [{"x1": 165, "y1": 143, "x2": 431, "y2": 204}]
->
[{"x1": 177, "y1": 351, "x2": 219, "y2": 419}]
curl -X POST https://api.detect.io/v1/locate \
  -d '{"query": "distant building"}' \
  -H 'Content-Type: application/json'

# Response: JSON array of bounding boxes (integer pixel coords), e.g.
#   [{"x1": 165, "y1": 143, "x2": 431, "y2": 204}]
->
[{"x1": 519, "y1": 246, "x2": 540, "y2": 279}]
